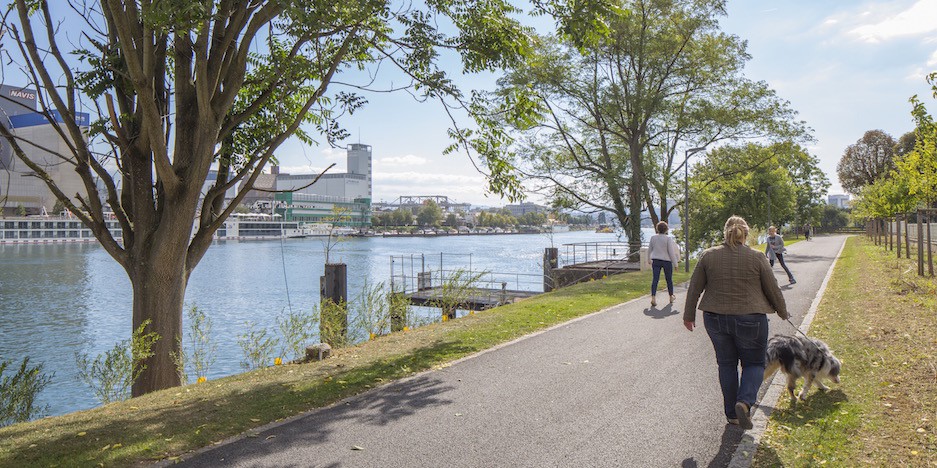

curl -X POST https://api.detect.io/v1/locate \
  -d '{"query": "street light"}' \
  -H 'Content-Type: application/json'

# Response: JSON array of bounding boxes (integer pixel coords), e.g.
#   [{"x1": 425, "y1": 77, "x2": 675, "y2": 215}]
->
[{"x1": 684, "y1": 147, "x2": 707, "y2": 272}]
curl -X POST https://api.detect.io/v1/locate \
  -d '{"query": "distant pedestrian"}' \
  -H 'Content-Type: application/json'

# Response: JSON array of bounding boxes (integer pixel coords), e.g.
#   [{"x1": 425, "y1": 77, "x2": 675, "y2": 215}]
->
[
  {"x1": 683, "y1": 215, "x2": 790, "y2": 430},
  {"x1": 765, "y1": 226, "x2": 796, "y2": 284},
  {"x1": 803, "y1": 223, "x2": 811, "y2": 241},
  {"x1": 647, "y1": 221, "x2": 680, "y2": 307}
]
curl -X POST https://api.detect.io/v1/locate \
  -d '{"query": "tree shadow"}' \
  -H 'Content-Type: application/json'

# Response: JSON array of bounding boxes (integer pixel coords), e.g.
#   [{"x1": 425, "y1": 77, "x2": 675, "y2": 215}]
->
[
  {"x1": 0, "y1": 339, "x2": 474, "y2": 467},
  {"x1": 644, "y1": 303, "x2": 679, "y2": 319},
  {"x1": 679, "y1": 423, "x2": 744, "y2": 468}
]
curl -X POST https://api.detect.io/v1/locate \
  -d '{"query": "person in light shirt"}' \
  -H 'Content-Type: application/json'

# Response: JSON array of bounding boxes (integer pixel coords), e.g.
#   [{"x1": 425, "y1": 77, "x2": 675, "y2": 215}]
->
[{"x1": 647, "y1": 221, "x2": 681, "y2": 307}]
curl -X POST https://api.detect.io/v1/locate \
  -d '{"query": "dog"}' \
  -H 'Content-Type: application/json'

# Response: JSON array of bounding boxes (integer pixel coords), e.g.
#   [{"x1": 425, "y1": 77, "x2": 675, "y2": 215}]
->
[{"x1": 765, "y1": 334, "x2": 842, "y2": 401}]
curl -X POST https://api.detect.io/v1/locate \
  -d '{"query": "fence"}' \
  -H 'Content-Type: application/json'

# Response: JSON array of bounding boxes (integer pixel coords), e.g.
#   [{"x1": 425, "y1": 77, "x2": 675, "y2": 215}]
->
[
  {"x1": 868, "y1": 209, "x2": 936, "y2": 277},
  {"x1": 389, "y1": 253, "x2": 543, "y2": 294}
]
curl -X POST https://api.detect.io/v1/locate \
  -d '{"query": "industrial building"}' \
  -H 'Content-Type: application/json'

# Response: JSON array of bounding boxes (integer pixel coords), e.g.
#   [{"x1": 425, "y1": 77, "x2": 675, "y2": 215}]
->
[
  {"x1": 0, "y1": 85, "x2": 89, "y2": 216},
  {"x1": 263, "y1": 143, "x2": 373, "y2": 227}
]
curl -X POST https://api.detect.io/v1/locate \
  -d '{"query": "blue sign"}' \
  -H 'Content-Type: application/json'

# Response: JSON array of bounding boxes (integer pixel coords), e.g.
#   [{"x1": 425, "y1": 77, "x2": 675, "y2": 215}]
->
[{"x1": 8, "y1": 110, "x2": 91, "y2": 129}]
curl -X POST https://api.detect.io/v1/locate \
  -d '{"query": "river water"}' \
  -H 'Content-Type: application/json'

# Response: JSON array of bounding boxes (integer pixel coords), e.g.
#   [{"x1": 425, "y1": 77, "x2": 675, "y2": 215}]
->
[{"x1": 0, "y1": 230, "x2": 653, "y2": 417}]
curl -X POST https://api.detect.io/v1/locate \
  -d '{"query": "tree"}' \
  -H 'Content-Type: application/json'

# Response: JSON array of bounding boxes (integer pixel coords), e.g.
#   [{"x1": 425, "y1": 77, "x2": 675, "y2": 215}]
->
[
  {"x1": 836, "y1": 130, "x2": 898, "y2": 194},
  {"x1": 444, "y1": 213, "x2": 460, "y2": 227},
  {"x1": 819, "y1": 204, "x2": 849, "y2": 231},
  {"x1": 491, "y1": 0, "x2": 804, "y2": 257},
  {"x1": 416, "y1": 200, "x2": 443, "y2": 227},
  {"x1": 0, "y1": 1, "x2": 530, "y2": 396},
  {"x1": 687, "y1": 142, "x2": 827, "y2": 248},
  {"x1": 391, "y1": 209, "x2": 412, "y2": 227}
]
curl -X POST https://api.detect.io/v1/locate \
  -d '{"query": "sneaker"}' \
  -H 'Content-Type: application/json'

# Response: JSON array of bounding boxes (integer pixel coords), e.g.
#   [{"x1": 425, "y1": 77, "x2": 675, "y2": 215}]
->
[
  {"x1": 789, "y1": 278, "x2": 797, "y2": 285},
  {"x1": 650, "y1": 296, "x2": 657, "y2": 307},
  {"x1": 727, "y1": 418, "x2": 739, "y2": 425},
  {"x1": 669, "y1": 295, "x2": 676, "y2": 304},
  {"x1": 735, "y1": 401, "x2": 753, "y2": 430}
]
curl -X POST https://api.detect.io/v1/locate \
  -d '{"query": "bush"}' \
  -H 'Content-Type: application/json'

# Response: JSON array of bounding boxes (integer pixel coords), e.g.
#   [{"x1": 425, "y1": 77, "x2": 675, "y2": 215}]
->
[
  {"x1": 277, "y1": 306, "x2": 318, "y2": 362},
  {"x1": 237, "y1": 322, "x2": 278, "y2": 370},
  {"x1": 0, "y1": 357, "x2": 52, "y2": 427},
  {"x1": 172, "y1": 306, "x2": 217, "y2": 384},
  {"x1": 75, "y1": 321, "x2": 159, "y2": 404}
]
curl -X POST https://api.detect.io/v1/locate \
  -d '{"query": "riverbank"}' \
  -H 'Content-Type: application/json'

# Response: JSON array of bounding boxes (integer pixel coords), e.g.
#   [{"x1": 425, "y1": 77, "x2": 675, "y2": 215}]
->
[
  {"x1": 0, "y1": 262, "x2": 693, "y2": 466},
  {"x1": 753, "y1": 236, "x2": 937, "y2": 466}
]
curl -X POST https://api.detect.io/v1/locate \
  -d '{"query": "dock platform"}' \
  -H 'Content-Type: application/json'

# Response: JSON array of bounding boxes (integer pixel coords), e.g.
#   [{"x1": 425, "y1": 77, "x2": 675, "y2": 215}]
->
[{"x1": 405, "y1": 287, "x2": 539, "y2": 311}]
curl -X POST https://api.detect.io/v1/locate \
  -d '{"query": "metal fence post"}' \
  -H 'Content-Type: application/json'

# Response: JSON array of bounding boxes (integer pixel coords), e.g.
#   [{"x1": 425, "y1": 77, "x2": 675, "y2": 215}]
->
[{"x1": 918, "y1": 211, "x2": 925, "y2": 276}]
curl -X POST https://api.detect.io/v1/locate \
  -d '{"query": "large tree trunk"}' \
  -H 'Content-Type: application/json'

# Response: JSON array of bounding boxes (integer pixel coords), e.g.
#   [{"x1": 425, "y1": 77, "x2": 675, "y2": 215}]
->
[
  {"x1": 626, "y1": 171, "x2": 644, "y2": 262},
  {"x1": 129, "y1": 207, "x2": 195, "y2": 397}
]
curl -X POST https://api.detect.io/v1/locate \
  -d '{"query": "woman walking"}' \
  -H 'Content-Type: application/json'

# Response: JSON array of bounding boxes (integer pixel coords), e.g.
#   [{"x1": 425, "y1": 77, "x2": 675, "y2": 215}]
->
[
  {"x1": 765, "y1": 226, "x2": 796, "y2": 284},
  {"x1": 647, "y1": 221, "x2": 680, "y2": 307},
  {"x1": 683, "y1": 216, "x2": 790, "y2": 430}
]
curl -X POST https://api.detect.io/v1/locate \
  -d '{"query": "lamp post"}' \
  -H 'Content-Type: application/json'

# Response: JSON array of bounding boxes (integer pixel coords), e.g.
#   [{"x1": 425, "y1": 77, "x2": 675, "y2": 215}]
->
[{"x1": 684, "y1": 147, "x2": 707, "y2": 272}]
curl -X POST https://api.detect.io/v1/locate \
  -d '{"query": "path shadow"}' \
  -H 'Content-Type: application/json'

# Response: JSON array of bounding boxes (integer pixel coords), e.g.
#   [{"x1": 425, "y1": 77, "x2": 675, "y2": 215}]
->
[
  {"x1": 770, "y1": 388, "x2": 848, "y2": 425},
  {"x1": 680, "y1": 423, "x2": 743, "y2": 468},
  {"x1": 644, "y1": 303, "x2": 678, "y2": 319}
]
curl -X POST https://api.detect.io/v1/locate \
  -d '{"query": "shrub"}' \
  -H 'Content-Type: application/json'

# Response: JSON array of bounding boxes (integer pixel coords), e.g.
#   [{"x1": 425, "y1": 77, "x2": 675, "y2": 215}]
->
[
  {"x1": 75, "y1": 321, "x2": 159, "y2": 404},
  {"x1": 237, "y1": 322, "x2": 278, "y2": 370},
  {"x1": 0, "y1": 357, "x2": 52, "y2": 427}
]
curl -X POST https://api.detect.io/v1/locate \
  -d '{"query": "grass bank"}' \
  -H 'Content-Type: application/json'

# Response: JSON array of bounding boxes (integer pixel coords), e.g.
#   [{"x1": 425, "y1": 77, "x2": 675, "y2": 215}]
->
[
  {"x1": 0, "y1": 264, "x2": 692, "y2": 467},
  {"x1": 754, "y1": 236, "x2": 937, "y2": 466}
]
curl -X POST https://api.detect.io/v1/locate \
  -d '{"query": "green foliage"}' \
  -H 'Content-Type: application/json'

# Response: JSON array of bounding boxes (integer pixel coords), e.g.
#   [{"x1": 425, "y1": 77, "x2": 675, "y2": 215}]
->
[
  {"x1": 16, "y1": 204, "x2": 26, "y2": 216},
  {"x1": 76, "y1": 321, "x2": 159, "y2": 404},
  {"x1": 476, "y1": 211, "x2": 517, "y2": 228},
  {"x1": 237, "y1": 322, "x2": 278, "y2": 371},
  {"x1": 820, "y1": 204, "x2": 850, "y2": 231},
  {"x1": 431, "y1": 269, "x2": 488, "y2": 319},
  {"x1": 351, "y1": 281, "x2": 391, "y2": 341},
  {"x1": 416, "y1": 200, "x2": 443, "y2": 227},
  {"x1": 836, "y1": 130, "x2": 898, "y2": 194},
  {"x1": 0, "y1": 357, "x2": 52, "y2": 427},
  {"x1": 319, "y1": 300, "x2": 349, "y2": 348},
  {"x1": 277, "y1": 307, "x2": 319, "y2": 362},
  {"x1": 171, "y1": 306, "x2": 217, "y2": 384},
  {"x1": 488, "y1": 0, "x2": 806, "y2": 242},
  {"x1": 688, "y1": 142, "x2": 828, "y2": 249}
]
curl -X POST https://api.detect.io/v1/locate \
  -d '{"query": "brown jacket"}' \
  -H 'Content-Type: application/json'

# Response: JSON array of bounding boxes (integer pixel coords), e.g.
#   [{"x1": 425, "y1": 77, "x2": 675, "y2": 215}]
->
[{"x1": 683, "y1": 243, "x2": 789, "y2": 322}]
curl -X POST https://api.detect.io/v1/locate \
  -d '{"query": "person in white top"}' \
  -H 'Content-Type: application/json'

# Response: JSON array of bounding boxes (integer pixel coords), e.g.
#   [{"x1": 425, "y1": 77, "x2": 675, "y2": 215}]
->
[{"x1": 647, "y1": 221, "x2": 681, "y2": 307}]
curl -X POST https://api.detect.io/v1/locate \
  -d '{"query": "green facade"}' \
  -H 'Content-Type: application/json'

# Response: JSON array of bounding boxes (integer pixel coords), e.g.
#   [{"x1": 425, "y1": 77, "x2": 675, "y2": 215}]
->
[{"x1": 274, "y1": 192, "x2": 371, "y2": 227}]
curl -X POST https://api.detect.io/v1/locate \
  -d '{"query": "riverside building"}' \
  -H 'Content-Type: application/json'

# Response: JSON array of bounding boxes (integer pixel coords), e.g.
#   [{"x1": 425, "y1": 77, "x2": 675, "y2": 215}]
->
[{"x1": 0, "y1": 85, "x2": 89, "y2": 216}]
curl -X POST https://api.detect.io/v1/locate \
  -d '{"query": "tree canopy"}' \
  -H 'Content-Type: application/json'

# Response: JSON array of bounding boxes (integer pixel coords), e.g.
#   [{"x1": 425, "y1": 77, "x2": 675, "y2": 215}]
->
[{"x1": 836, "y1": 130, "x2": 898, "y2": 195}]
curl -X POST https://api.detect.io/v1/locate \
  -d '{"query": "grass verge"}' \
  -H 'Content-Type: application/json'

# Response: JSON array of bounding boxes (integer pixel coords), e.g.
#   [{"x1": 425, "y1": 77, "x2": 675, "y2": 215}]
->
[
  {"x1": 754, "y1": 236, "x2": 937, "y2": 467},
  {"x1": 0, "y1": 264, "x2": 693, "y2": 467}
]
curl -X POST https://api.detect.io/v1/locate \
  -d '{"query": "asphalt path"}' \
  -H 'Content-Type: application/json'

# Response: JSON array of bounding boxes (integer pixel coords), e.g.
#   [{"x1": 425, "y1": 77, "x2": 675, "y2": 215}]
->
[{"x1": 177, "y1": 235, "x2": 848, "y2": 468}]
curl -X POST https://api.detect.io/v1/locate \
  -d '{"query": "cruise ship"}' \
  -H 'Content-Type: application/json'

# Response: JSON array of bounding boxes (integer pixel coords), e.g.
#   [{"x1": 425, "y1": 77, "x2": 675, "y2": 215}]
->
[{"x1": 0, "y1": 213, "x2": 348, "y2": 244}]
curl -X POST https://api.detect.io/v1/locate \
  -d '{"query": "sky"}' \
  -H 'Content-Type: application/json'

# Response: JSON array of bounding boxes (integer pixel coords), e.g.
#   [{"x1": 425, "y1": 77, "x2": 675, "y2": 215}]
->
[{"x1": 272, "y1": 0, "x2": 937, "y2": 207}]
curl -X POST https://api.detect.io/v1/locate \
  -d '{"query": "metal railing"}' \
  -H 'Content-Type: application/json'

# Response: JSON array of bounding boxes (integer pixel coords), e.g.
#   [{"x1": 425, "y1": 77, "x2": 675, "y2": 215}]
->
[
  {"x1": 389, "y1": 252, "x2": 543, "y2": 295},
  {"x1": 560, "y1": 241, "x2": 635, "y2": 267}
]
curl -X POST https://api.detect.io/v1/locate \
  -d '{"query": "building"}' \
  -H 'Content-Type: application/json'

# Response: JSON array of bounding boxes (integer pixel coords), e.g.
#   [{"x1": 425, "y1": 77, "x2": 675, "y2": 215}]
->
[
  {"x1": 0, "y1": 85, "x2": 89, "y2": 216},
  {"x1": 268, "y1": 144, "x2": 373, "y2": 226},
  {"x1": 828, "y1": 194, "x2": 850, "y2": 209},
  {"x1": 504, "y1": 202, "x2": 548, "y2": 217}
]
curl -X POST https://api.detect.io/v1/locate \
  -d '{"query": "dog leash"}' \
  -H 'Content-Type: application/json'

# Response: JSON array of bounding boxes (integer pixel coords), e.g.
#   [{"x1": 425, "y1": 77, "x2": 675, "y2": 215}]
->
[{"x1": 786, "y1": 318, "x2": 824, "y2": 354}]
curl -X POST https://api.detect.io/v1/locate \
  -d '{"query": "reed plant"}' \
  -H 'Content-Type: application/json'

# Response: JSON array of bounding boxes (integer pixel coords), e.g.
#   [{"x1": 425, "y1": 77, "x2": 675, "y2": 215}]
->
[
  {"x1": 351, "y1": 280, "x2": 391, "y2": 341},
  {"x1": 431, "y1": 268, "x2": 487, "y2": 320},
  {"x1": 319, "y1": 299, "x2": 348, "y2": 348},
  {"x1": 171, "y1": 306, "x2": 217, "y2": 384},
  {"x1": 277, "y1": 306, "x2": 319, "y2": 362}
]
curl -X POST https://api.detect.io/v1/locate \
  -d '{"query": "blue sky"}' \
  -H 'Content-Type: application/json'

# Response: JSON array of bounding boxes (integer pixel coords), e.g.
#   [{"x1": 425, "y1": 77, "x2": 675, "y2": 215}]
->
[{"x1": 274, "y1": 0, "x2": 937, "y2": 207}]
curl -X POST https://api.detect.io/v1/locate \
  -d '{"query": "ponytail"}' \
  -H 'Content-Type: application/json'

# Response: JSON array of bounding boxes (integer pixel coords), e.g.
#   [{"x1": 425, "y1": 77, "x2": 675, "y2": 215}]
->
[{"x1": 724, "y1": 216, "x2": 750, "y2": 246}]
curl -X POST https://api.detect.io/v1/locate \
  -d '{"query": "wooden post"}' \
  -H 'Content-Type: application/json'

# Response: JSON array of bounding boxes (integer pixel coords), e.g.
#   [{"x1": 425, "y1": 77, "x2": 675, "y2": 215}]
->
[
  {"x1": 896, "y1": 215, "x2": 902, "y2": 258},
  {"x1": 918, "y1": 211, "x2": 925, "y2": 276},
  {"x1": 543, "y1": 247, "x2": 558, "y2": 292},
  {"x1": 320, "y1": 263, "x2": 348, "y2": 346},
  {"x1": 927, "y1": 213, "x2": 933, "y2": 276},
  {"x1": 905, "y1": 215, "x2": 911, "y2": 259}
]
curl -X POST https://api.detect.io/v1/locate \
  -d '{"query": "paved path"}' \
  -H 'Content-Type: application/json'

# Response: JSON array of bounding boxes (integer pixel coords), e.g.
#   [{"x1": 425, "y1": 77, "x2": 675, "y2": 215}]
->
[{"x1": 178, "y1": 235, "x2": 848, "y2": 468}]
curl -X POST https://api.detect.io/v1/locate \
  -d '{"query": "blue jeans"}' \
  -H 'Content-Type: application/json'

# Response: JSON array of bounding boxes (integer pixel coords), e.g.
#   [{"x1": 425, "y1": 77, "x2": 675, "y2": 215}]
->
[
  {"x1": 651, "y1": 259, "x2": 674, "y2": 296},
  {"x1": 703, "y1": 312, "x2": 768, "y2": 419}
]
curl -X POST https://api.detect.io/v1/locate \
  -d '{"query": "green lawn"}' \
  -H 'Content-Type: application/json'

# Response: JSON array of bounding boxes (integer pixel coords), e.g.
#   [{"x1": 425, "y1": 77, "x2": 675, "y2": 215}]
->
[
  {"x1": 0, "y1": 263, "x2": 693, "y2": 467},
  {"x1": 754, "y1": 236, "x2": 937, "y2": 467}
]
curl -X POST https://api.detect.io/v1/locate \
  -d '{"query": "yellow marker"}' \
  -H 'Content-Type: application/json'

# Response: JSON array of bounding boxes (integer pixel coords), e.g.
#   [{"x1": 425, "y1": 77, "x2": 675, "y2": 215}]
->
[
  {"x1": 274, "y1": 357, "x2": 283, "y2": 366},
  {"x1": 403, "y1": 326, "x2": 410, "y2": 332},
  {"x1": 197, "y1": 376, "x2": 207, "y2": 383},
  {"x1": 442, "y1": 315, "x2": 449, "y2": 322},
  {"x1": 369, "y1": 332, "x2": 376, "y2": 341}
]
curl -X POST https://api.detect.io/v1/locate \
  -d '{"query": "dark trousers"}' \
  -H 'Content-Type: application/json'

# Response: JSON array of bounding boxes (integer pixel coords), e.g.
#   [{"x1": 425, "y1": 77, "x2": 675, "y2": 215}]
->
[
  {"x1": 703, "y1": 312, "x2": 768, "y2": 419},
  {"x1": 769, "y1": 252, "x2": 795, "y2": 281},
  {"x1": 651, "y1": 259, "x2": 674, "y2": 296}
]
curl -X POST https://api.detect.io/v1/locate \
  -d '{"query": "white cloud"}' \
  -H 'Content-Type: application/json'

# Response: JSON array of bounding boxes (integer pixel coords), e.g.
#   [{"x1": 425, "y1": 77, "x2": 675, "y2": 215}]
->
[
  {"x1": 376, "y1": 154, "x2": 428, "y2": 167},
  {"x1": 929, "y1": 49, "x2": 937, "y2": 66},
  {"x1": 319, "y1": 147, "x2": 345, "y2": 160},
  {"x1": 847, "y1": 0, "x2": 937, "y2": 43}
]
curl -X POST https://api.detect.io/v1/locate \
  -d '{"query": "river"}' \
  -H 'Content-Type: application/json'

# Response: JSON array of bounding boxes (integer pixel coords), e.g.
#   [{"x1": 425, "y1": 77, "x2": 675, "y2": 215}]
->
[{"x1": 0, "y1": 229, "x2": 656, "y2": 417}]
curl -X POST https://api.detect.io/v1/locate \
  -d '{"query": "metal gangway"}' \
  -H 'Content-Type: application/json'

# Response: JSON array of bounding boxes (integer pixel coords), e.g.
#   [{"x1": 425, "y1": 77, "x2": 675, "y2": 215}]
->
[{"x1": 389, "y1": 253, "x2": 543, "y2": 311}]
